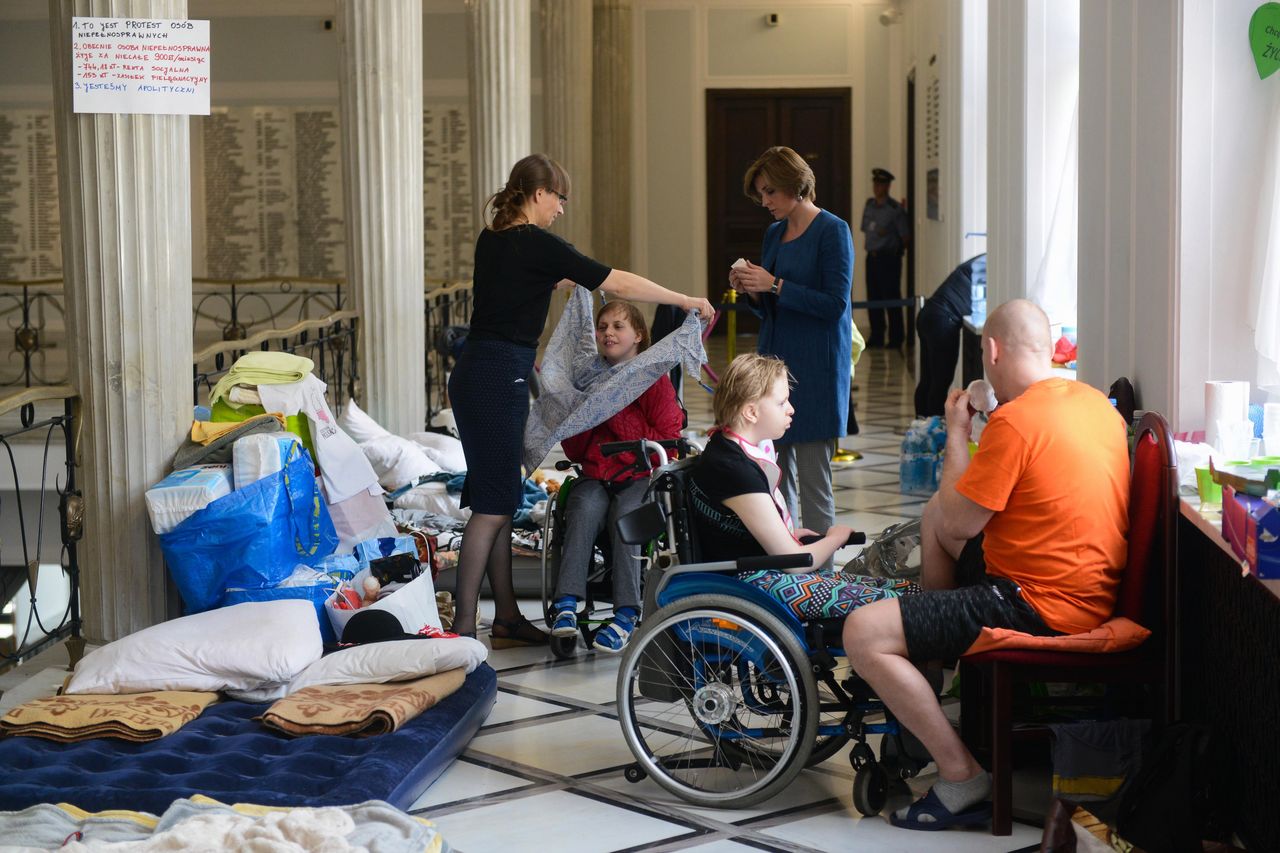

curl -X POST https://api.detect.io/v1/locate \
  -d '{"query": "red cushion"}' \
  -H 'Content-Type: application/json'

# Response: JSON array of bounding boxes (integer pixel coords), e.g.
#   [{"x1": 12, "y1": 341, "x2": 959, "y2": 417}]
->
[{"x1": 962, "y1": 616, "x2": 1151, "y2": 657}]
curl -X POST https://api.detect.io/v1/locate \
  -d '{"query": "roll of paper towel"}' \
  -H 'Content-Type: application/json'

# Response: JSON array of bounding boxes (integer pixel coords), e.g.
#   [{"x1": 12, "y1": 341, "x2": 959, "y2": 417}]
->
[{"x1": 1205, "y1": 380, "x2": 1249, "y2": 452}]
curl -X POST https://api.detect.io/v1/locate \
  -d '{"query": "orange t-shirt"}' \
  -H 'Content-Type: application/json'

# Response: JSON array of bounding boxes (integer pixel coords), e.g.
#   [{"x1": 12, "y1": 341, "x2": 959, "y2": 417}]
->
[{"x1": 955, "y1": 378, "x2": 1130, "y2": 634}]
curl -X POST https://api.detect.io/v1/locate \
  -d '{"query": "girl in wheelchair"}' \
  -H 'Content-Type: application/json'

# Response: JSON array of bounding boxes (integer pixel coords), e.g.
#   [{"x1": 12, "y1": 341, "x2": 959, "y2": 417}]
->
[
  {"x1": 551, "y1": 300, "x2": 684, "y2": 652},
  {"x1": 689, "y1": 353, "x2": 917, "y2": 619}
]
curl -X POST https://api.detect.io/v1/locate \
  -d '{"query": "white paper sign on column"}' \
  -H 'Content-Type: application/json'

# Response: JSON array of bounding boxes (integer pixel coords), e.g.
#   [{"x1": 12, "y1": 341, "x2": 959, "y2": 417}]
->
[{"x1": 71, "y1": 17, "x2": 210, "y2": 116}]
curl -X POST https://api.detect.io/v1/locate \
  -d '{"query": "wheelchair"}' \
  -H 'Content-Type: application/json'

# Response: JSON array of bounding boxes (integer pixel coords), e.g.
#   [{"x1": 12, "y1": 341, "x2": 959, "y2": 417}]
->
[
  {"x1": 612, "y1": 442, "x2": 932, "y2": 812},
  {"x1": 540, "y1": 438, "x2": 697, "y2": 660}
]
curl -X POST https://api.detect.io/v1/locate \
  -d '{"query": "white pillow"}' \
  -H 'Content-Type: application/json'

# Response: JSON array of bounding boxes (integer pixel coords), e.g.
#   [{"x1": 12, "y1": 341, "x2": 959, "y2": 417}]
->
[
  {"x1": 392, "y1": 481, "x2": 468, "y2": 521},
  {"x1": 408, "y1": 432, "x2": 467, "y2": 473},
  {"x1": 339, "y1": 398, "x2": 392, "y2": 445},
  {"x1": 360, "y1": 435, "x2": 441, "y2": 490},
  {"x1": 287, "y1": 637, "x2": 487, "y2": 694},
  {"x1": 65, "y1": 600, "x2": 323, "y2": 695}
]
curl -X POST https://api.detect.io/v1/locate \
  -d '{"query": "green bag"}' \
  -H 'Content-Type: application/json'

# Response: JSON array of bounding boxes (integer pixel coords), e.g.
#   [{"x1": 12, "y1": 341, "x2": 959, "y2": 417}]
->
[{"x1": 211, "y1": 398, "x2": 316, "y2": 462}]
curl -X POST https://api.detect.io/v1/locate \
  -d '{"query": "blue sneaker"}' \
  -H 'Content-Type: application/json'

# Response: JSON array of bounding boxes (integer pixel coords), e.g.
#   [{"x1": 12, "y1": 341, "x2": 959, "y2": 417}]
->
[
  {"x1": 592, "y1": 609, "x2": 638, "y2": 653},
  {"x1": 551, "y1": 596, "x2": 579, "y2": 637}
]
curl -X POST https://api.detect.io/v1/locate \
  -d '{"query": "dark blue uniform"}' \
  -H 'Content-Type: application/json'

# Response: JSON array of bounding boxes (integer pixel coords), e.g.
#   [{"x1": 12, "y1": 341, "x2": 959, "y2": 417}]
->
[{"x1": 860, "y1": 196, "x2": 910, "y2": 347}]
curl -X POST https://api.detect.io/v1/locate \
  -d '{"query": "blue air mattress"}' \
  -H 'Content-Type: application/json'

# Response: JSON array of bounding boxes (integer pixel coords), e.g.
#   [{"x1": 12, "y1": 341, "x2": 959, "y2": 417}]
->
[{"x1": 0, "y1": 663, "x2": 497, "y2": 813}]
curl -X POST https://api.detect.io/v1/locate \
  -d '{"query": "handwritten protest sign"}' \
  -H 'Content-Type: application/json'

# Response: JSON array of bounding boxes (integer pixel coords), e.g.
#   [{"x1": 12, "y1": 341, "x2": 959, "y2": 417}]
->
[{"x1": 72, "y1": 17, "x2": 210, "y2": 115}]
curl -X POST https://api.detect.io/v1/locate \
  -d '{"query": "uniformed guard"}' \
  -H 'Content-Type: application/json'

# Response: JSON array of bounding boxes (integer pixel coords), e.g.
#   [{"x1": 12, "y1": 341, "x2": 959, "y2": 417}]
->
[{"x1": 860, "y1": 168, "x2": 911, "y2": 348}]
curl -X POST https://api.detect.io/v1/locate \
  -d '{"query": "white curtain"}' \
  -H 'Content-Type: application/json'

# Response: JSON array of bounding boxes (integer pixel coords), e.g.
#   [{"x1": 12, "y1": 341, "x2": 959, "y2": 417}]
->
[
  {"x1": 1028, "y1": 95, "x2": 1079, "y2": 329},
  {"x1": 1250, "y1": 85, "x2": 1280, "y2": 392}
]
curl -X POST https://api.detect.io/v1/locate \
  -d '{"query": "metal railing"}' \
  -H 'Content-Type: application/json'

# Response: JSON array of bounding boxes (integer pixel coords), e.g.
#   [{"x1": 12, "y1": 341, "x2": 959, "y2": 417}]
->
[
  {"x1": 0, "y1": 385, "x2": 82, "y2": 674},
  {"x1": 0, "y1": 276, "x2": 477, "y2": 423},
  {"x1": 193, "y1": 311, "x2": 360, "y2": 411}
]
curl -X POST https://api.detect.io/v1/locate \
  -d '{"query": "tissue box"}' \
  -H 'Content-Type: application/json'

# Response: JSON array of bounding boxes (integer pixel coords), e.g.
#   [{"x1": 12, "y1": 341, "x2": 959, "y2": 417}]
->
[
  {"x1": 1221, "y1": 485, "x2": 1280, "y2": 579},
  {"x1": 144, "y1": 464, "x2": 234, "y2": 535}
]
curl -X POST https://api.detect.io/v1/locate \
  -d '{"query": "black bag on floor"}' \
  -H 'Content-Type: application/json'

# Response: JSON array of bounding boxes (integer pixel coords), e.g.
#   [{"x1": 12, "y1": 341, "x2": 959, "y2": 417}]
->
[{"x1": 1115, "y1": 723, "x2": 1225, "y2": 853}]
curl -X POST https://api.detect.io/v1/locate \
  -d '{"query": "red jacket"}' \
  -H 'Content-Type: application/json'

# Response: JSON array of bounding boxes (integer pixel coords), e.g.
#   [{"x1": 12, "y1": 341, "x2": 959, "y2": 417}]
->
[{"x1": 560, "y1": 376, "x2": 684, "y2": 481}]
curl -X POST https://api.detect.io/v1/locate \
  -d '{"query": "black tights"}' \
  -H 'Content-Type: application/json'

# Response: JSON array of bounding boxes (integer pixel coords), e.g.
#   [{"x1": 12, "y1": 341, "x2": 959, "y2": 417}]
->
[{"x1": 451, "y1": 511, "x2": 516, "y2": 636}]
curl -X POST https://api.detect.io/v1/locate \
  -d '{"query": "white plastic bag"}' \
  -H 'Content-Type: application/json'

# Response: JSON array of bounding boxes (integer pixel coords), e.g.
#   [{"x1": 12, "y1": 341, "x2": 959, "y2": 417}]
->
[{"x1": 324, "y1": 566, "x2": 441, "y2": 640}]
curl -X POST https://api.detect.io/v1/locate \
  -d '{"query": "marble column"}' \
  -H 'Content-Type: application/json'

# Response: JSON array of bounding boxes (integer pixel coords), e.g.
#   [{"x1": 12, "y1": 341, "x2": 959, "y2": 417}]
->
[
  {"x1": 338, "y1": 0, "x2": 425, "y2": 437},
  {"x1": 541, "y1": 0, "x2": 593, "y2": 255},
  {"x1": 592, "y1": 0, "x2": 632, "y2": 270},
  {"x1": 48, "y1": 0, "x2": 194, "y2": 642},
  {"x1": 466, "y1": 0, "x2": 532, "y2": 233}
]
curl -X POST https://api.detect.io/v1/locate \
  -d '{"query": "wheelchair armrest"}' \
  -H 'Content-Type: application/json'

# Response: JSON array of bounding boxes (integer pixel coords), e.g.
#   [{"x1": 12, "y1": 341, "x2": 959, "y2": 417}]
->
[{"x1": 735, "y1": 553, "x2": 813, "y2": 572}]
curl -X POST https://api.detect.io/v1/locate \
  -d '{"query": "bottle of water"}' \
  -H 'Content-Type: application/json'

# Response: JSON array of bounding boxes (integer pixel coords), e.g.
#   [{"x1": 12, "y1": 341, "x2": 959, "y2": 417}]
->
[{"x1": 900, "y1": 421, "x2": 926, "y2": 495}]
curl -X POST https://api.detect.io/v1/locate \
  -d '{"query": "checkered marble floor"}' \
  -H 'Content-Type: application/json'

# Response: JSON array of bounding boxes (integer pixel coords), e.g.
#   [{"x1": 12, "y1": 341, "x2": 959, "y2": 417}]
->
[{"x1": 411, "y1": 343, "x2": 1046, "y2": 853}]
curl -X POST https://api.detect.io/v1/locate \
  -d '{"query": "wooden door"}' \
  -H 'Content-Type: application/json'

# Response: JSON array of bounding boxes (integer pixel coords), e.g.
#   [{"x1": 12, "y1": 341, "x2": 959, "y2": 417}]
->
[{"x1": 706, "y1": 89, "x2": 852, "y2": 334}]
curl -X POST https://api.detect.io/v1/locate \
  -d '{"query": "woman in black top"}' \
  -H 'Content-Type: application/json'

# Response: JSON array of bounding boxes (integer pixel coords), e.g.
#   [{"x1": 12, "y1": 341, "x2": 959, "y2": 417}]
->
[
  {"x1": 449, "y1": 154, "x2": 713, "y2": 645},
  {"x1": 688, "y1": 354, "x2": 854, "y2": 567},
  {"x1": 688, "y1": 354, "x2": 918, "y2": 622}
]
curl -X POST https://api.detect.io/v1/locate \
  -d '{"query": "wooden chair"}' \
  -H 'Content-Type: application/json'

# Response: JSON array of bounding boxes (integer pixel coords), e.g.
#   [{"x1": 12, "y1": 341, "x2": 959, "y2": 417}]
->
[{"x1": 958, "y1": 412, "x2": 1178, "y2": 835}]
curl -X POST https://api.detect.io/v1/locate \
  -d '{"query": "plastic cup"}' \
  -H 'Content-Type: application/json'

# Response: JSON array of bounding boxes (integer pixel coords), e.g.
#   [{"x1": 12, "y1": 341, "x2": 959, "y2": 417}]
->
[{"x1": 1195, "y1": 467, "x2": 1222, "y2": 506}]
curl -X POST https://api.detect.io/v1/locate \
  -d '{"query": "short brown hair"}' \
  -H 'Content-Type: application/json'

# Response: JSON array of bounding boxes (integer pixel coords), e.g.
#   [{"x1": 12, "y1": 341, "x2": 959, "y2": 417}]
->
[
  {"x1": 714, "y1": 354, "x2": 790, "y2": 427},
  {"x1": 596, "y1": 300, "x2": 650, "y2": 353},
  {"x1": 487, "y1": 154, "x2": 571, "y2": 231},
  {"x1": 743, "y1": 146, "x2": 817, "y2": 205}
]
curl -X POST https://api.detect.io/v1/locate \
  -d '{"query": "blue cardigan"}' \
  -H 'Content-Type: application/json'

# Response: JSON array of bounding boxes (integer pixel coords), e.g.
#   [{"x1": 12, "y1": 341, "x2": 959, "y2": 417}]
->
[{"x1": 751, "y1": 209, "x2": 854, "y2": 444}]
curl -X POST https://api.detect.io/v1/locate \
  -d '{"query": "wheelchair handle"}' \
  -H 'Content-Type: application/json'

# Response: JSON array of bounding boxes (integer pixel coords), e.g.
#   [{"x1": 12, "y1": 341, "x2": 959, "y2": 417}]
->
[
  {"x1": 598, "y1": 439, "x2": 674, "y2": 470},
  {"x1": 798, "y1": 532, "x2": 868, "y2": 546},
  {"x1": 735, "y1": 553, "x2": 813, "y2": 572},
  {"x1": 554, "y1": 460, "x2": 575, "y2": 472}
]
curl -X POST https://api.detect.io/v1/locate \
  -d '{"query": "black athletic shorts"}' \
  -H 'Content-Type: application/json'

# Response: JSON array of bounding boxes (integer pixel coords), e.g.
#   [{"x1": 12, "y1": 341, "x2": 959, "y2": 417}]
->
[{"x1": 898, "y1": 536, "x2": 1060, "y2": 661}]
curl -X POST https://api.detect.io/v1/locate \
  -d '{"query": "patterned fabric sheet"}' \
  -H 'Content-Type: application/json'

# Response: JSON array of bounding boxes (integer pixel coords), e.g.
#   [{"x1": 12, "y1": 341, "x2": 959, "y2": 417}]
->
[
  {"x1": 522, "y1": 286, "x2": 707, "y2": 472},
  {"x1": 736, "y1": 571, "x2": 920, "y2": 621},
  {"x1": 0, "y1": 692, "x2": 219, "y2": 743},
  {"x1": 262, "y1": 668, "x2": 467, "y2": 738}
]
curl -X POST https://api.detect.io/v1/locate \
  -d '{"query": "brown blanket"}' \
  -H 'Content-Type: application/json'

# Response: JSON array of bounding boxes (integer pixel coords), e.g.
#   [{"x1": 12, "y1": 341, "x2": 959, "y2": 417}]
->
[
  {"x1": 260, "y1": 668, "x2": 466, "y2": 738},
  {"x1": 0, "y1": 691, "x2": 218, "y2": 742}
]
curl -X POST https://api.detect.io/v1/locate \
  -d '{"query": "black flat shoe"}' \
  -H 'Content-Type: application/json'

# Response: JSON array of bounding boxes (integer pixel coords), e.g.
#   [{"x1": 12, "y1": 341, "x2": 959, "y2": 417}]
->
[{"x1": 490, "y1": 615, "x2": 549, "y2": 648}]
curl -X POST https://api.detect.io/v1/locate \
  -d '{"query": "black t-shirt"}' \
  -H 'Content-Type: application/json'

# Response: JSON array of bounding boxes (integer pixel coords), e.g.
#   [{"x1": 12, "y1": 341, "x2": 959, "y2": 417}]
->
[
  {"x1": 687, "y1": 433, "x2": 775, "y2": 561},
  {"x1": 469, "y1": 226, "x2": 612, "y2": 348}
]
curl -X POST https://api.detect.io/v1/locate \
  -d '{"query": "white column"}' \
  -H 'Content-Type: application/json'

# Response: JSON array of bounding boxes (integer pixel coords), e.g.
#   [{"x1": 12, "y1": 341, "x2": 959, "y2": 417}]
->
[
  {"x1": 592, "y1": 0, "x2": 631, "y2": 269},
  {"x1": 1078, "y1": 0, "x2": 1181, "y2": 420},
  {"x1": 541, "y1": 0, "x2": 593, "y2": 255},
  {"x1": 338, "y1": 0, "x2": 425, "y2": 437},
  {"x1": 985, "y1": 1, "x2": 1028, "y2": 311},
  {"x1": 467, "y1": 0, "x2": 532, "y2": 231},
  {"x1": 48, "y1": 0, "x2": 194, "y2": 641}
]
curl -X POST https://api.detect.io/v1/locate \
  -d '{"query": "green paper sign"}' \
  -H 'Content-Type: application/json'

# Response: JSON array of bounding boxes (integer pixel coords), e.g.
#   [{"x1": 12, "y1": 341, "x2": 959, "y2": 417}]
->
[{"x1": 1250, "y1": 2, "x2": 1280, "y2": 80}]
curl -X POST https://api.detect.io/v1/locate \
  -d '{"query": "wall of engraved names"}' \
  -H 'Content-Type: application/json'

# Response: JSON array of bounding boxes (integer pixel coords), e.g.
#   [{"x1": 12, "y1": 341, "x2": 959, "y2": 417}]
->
[
  {"x1": 0, "y1": 104, "x2": 474, "y2": 285},
  {"x1": 0, "y1": 110, "x2": 61, "y2": 281}
]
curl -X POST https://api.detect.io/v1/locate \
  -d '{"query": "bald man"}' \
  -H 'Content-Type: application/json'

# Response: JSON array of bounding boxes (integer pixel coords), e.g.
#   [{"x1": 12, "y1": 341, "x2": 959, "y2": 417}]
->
[{"x1": 843, "y1": 299, "x2": 1130, "y2": 831}]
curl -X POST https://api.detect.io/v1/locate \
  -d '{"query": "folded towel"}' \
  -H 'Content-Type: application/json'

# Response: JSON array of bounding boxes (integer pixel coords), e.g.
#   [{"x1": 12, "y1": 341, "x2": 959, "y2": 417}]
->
[
  {"x1": 173, "y1": 414, "x2": 286, "y2": 470},
  {"x1": 260, "y1": 668, "x2": 465, "y2": 738},
  {"x1": 0, "y1": 691, "x2": 218, "y2": 742},
  {"x1": 210, "y1": 351, "x2": 315, "y2": 410}
]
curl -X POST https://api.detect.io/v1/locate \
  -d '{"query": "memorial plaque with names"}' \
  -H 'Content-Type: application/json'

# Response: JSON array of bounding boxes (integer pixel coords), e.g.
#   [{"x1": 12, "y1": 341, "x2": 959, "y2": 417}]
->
[
  {"x1": 294, "y1": 108, "x2": 344, "y2": 279},
  {"x1": 0, "y1": 110, "x2": 61, "y2": 281},
  {"x1": 423, "y1": 104, "x2": 473, "y2": 281}
]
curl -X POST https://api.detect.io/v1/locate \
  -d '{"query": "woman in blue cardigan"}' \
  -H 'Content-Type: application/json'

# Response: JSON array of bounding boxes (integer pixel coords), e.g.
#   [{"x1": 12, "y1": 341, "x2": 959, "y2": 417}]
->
[{"x1": 729, "y1": 146, "x2": 854, "y2": 570}]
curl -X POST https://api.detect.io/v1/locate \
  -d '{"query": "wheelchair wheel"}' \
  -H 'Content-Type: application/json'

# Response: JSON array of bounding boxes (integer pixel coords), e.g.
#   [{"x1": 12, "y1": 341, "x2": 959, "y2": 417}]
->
[
  {"x1": 853, "y1": 762, "x2": 889, "y2": 816},
  {"x1": 549, "y1": 634, "x2": 577, "y2": 660},
  {"x1": 616, "y1": 595, "x2": 818, "y2": 809}
]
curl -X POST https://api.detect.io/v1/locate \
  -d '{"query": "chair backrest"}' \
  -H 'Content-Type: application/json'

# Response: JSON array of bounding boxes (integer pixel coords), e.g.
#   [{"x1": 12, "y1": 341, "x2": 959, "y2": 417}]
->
[{"x1": 1114, "y1": 412, "x2": 1177, "y2": 639}]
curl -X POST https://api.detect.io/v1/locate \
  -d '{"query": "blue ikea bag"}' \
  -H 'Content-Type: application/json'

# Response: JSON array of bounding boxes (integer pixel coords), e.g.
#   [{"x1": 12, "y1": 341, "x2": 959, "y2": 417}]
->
[{"x1": 159, "y1": 449, "x2": 339, "y2": 613}]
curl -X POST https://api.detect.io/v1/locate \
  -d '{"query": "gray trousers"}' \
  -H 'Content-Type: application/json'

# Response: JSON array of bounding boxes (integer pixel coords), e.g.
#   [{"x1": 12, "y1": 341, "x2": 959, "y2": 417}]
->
[
  {"x1": 554, "y1": 478, "x2": 646, "y2": 610},
  {"x1": 777, "y1": 438, "x2": 838, "y2": 570}
]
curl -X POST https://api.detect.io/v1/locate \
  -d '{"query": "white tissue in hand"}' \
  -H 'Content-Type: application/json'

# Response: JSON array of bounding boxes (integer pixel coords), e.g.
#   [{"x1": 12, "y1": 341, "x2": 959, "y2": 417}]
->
[
  {"x1": 731, "y1": 258, "x2": 749, "y2": 270},
  {"x1": 966, "y1": 379, "x2": 998, "y2": 414}
]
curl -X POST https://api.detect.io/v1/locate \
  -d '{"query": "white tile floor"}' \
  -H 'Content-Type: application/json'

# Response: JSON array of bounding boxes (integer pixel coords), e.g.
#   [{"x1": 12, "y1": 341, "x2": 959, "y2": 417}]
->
[
  {"x1": 0, "y1": 344, "x2": 1048, "y2": 851},
  {"x1": 409, "y1": 344, "x2": 1046, "y2": 852}
]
